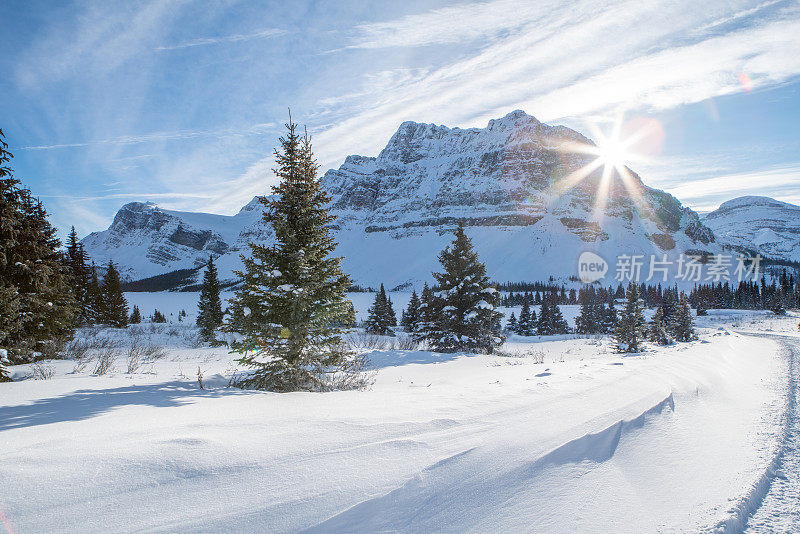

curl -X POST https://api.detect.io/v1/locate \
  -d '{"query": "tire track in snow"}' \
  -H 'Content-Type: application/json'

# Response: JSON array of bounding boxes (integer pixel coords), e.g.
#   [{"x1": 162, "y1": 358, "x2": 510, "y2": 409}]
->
[{"x1": 711, "y1": 335, "x2": 798, "y2": 534}]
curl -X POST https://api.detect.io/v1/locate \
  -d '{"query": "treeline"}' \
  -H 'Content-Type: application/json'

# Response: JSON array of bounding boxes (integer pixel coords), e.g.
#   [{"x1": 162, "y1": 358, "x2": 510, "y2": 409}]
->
[{"x1": 688, "y1": 271, "x2": 798, "y2": 314}]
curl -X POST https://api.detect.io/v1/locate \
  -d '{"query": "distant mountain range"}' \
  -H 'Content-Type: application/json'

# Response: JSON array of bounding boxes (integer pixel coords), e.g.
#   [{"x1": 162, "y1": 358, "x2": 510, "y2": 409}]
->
[
  {"x1": 81, "y1": 110, "x2": 795, "y2": 290},
  {"x1": 703, "y1": 196, "x2": 800, "y2": 264}
]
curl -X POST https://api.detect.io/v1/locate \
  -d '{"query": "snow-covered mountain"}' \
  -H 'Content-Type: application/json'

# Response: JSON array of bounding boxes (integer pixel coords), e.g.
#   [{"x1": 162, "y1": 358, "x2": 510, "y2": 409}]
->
[
  {"x1": 83, "y1": 110, "x2": 720, "y2": 288},
  {"x1": 704, "y1": 196, "x2": 800, "y2": 263}
]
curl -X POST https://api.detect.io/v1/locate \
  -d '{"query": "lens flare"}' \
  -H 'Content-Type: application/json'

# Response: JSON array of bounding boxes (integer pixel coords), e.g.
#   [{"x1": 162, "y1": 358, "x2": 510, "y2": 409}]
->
[
  {"x1": 738, "y1": 72, "x2": 753, "y2": 92},
  {"x1": 549, "y1": 115, "x2": 664, "y2": 221}
]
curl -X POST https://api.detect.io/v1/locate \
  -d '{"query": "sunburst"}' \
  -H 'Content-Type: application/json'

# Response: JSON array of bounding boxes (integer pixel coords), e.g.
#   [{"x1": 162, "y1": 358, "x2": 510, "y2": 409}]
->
[{"x1": 551, "y1": 115, "x2": 662, "y2": 220}]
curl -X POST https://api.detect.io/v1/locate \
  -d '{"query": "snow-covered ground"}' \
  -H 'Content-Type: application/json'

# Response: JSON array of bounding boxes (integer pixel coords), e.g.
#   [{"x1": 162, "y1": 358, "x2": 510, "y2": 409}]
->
[{"x1": 1, "y1": 307, "x2": 798, "y2": 532}]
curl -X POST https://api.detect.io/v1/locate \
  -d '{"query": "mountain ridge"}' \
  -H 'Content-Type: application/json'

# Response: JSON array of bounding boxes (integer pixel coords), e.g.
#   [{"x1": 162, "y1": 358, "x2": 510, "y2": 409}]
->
[{"x1": 83, "y1": 110, "x2": 723, "y2": 289}]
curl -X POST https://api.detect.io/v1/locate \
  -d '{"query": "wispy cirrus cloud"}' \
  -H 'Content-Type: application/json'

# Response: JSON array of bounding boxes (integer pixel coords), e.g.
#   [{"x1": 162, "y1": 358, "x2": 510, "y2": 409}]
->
[
  {"x1": 664, "y1": 163, "x2": 800, "y2": 211},
  {"x1": 154, "y1": 28, "x2": 288, "y2": 51},
  {"x1": 17, "y1": 123, "x2": 276, "y2": 150}
]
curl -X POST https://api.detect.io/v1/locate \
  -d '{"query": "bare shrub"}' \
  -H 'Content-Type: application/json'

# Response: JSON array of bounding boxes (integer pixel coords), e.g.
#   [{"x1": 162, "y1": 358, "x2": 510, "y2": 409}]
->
[
  {"x1": 93, "y1": 347, "x2": 117, "y2": 375},
  {"x1": 495, "y1": 347, "x2": 545, "y2": 363},
  {"x1": 65, "y1": 338, "x2": 91, "y2": 361},
  {"x1": 141, "y1": 343, "x2": 166, "y2": 362},
  {"x1": 31, "y1": 362, "x2": 55, "y2": 380},
  {"x1": 183, "y1": 331, "x2": 205, "y2": 349},
  {"x1": 346, "y1": 331, "x2": 388, "y2": 350},
  {"x1": 316, "y1": 353, "x2": 374, "y2": 392},
  {"x1": 394, "y1": 335, "x2": 421, "y2": 351},
  {"x1": 71, "y1": 358, "x2": 89, "y2": 374}
]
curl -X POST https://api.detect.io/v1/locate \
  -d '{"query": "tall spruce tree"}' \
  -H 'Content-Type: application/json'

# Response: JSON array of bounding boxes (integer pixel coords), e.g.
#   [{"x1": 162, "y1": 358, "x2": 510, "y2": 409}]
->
[
  {"x1": 66, "y1": 226, "x2": 92, "y2": 325},
  {"x1": 506, "y1": 312, "x2": 517, "y2": 333},
  {"x1": 87, "y1": 263, "x2": 103, "y2": 323},
  {"x1": 517, "y1": 301, "x2": 535, "y2": 336},
  {"x1": 414, "y1": 283, "x2": 439, "y2": 343},
  {"x1": 225, "y1": 118, "x2": 353, "y2": 391},
  {"x1": 671, "y1": 292, "x2": 696, "y2": 342},
  {"x1": 400, "y1": 289, "x2": 421, "y2": 332},
  {"x1": 100, "y1": 261, "x2": 128, "y2": 328},
  {"x1": 0, "y1": 130, "x2": 75, "y2": 361},
  {"x1": 426, "y1": 224, "x2": 503, "y2": 353},
  {"x1": 196, "y1": 256, "x2": 224, "y2": 342},
  {"x1": 129, "y1": 305, "x2": 142, "y2": 324},
  {"x1": 0, "y1": 129, "x2": 24, "y2": 369},
  {"x1": 614, "y1": 283, "x2": 646, "y2": 352},
  {"x1": 366, "y1": 284, "x2": 395, "y2": 336},
  {"x1": 648, "y1": 306, "x2": 672, "y2": 345}
]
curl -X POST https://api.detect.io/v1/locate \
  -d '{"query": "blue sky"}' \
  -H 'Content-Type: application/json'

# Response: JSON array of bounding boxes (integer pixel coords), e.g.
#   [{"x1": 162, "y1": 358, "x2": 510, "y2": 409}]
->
[{"x1": 1, "y1": 0, "x2": 799, "y2": 238}]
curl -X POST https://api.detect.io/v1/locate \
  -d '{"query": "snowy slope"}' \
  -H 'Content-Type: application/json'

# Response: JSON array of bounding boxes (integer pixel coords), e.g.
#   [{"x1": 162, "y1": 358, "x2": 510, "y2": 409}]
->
[
  {"x1": 83, "y1": 111, "x2": 719, "y2": 287},
  {"x1": 0, "y1": 313, "x2": 795, "y2": 532},
  {"x1": 704, "y1": 196, "x2": 800, "y2": 263}
]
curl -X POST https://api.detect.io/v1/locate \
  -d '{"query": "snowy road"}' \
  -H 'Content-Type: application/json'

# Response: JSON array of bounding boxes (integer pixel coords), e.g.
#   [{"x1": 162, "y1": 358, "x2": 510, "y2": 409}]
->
[{"x1": 745, "y1": 336, "x2": 800, "y2": 533}]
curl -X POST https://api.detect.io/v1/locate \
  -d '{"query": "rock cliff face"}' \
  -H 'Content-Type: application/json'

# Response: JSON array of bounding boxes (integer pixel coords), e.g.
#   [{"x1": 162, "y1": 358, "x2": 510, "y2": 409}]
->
[
  {"x1": 83, "y1": 110, "x2": 720, "y2": 288},
  {"x1": 704, "y1": 196, "x2": 800, "y2": 263}
]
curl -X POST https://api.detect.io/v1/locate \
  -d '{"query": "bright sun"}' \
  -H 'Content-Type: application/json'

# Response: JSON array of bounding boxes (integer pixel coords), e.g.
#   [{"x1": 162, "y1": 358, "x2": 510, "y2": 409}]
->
[{"x1": 550, "y1": 115, "x2": 660, "y2": 218}]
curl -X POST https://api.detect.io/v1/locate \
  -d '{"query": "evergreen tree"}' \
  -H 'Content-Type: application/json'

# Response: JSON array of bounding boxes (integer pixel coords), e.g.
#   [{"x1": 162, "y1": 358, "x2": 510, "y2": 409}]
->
[
  {"x1": 414, "y1": 283, "x2": 439, "y2": 343},
  {"x1": 225, "y1": 117, "x2": 353, "y2": 391},
  {"x1": 331, "y1": 299, "x2": 357, "y2": 328},
  {"x1": 0, "y1": 130, "x2": 75, "y2": 361},
  {"x1": 87, "y1": 263, "x2": 103, "y2": 323},
  {"x1": 671, "y1": 292, "x2": 696, "y2": 342},
  {"x1": 602, "y1": 302, "x2": 618, "y2": 334},
  {"x1": 129, "y1": 305, "x2": 142, "y2": 324},
  {"x1": 196, "y1": 256, "x2": 224, "y2": 342},
  {"x1": 366, "y1": 284, "x2": 395, "y2": 336},
  {"x1": 152, "y1": 309, "x2": 166, "y2": 323},
  {"x1": 100, "y1": 261, "x2": 128, "y2": 328},
  {"x1": 426, "y1": 224, "x2": 503, "y2": 353},
  {"x1": 551, "y1": 302, "x2": 570, "y2": 334},
  {"x1": 517, "y1": 301, "x2": 536, "y2": 336},
  {"x1": 400, "y1": 290, "x2": 421, "y2": 332},
  {"x1": 0, "y1": 130, "x2": 24, "y2": 368},
  {"x1": 65, "y1": 226, "x2": 92, "y2": 325},
  {"x1": 648, "y1": 306, "x2": 672, "y2": 345},
  {"x1": 506, "y1": 312, "x2": 517, "y2": 333},
  {"x1": 614, "y1": 283, "x2": 646, "y2": 352}
]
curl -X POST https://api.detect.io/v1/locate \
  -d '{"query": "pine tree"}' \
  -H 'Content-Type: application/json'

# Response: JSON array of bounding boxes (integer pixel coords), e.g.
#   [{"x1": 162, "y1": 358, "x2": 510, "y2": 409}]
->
[
  {"x1": 0, "y1": 129, "x2": 24, "y2": 368},
  {"x1": 426, "y1": 224, "x2": 503, "y2": 353},
  {"x1": 100, "y1": 261, "x2": 128, "y2": 328},
  {"x1": 517, "y1": 301, "x2": 535, "y2": 336},
  {"x1": 0, "y1": 131, "x2": 75, "y2": 361},
  {"x1": 196, "y1": 256, "x2": 224, "y2": 342},
  {"x1": 551, "y1": 302, "x2": 570, "y2": 334},
  {"x1": 400, "y1": 290, "x2": 421, "y2": 332},
  {"x1": 129, "y1": 305, "x2": 142, "y2": 324},
  {"x1": 332, "y1": 300, "x2": 357, "y2": 328},
  {"x1": 65, "y1": 226, "x2": 92, "y2": 325},
  {"x1": 366, "y1": 284, "x2": 395, "y2": 336},
  {"x1": 648, "y1": 306, "x2": 672, "y2": 345},
  {"x1": 87, "y1": 263, "x2": 103, "y2": 323},
  {"x1": 152, "y1": 309, "x2": 166, "y2": 323},
  {"x1": 225, "y1": 117, "x2": 353, "y2": 391},
  {"x1": 614, "y1": 283, "x2": 646, "y2": 352},
  {"x1": 671, "y1": 292, "x2": 696, "y2": 342},
  {"x1": 414, "y1": 283, "x2": 439, "y2": 343},
  {"x1": 536, "y1": 299, "x2": 551, "y2": 335},
  {"x1": 506, "y1": 312, "x2": 517, "y2": 333},
  {"x1": 602, "y1": 302, "x2": 618, "y2": 334}
]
